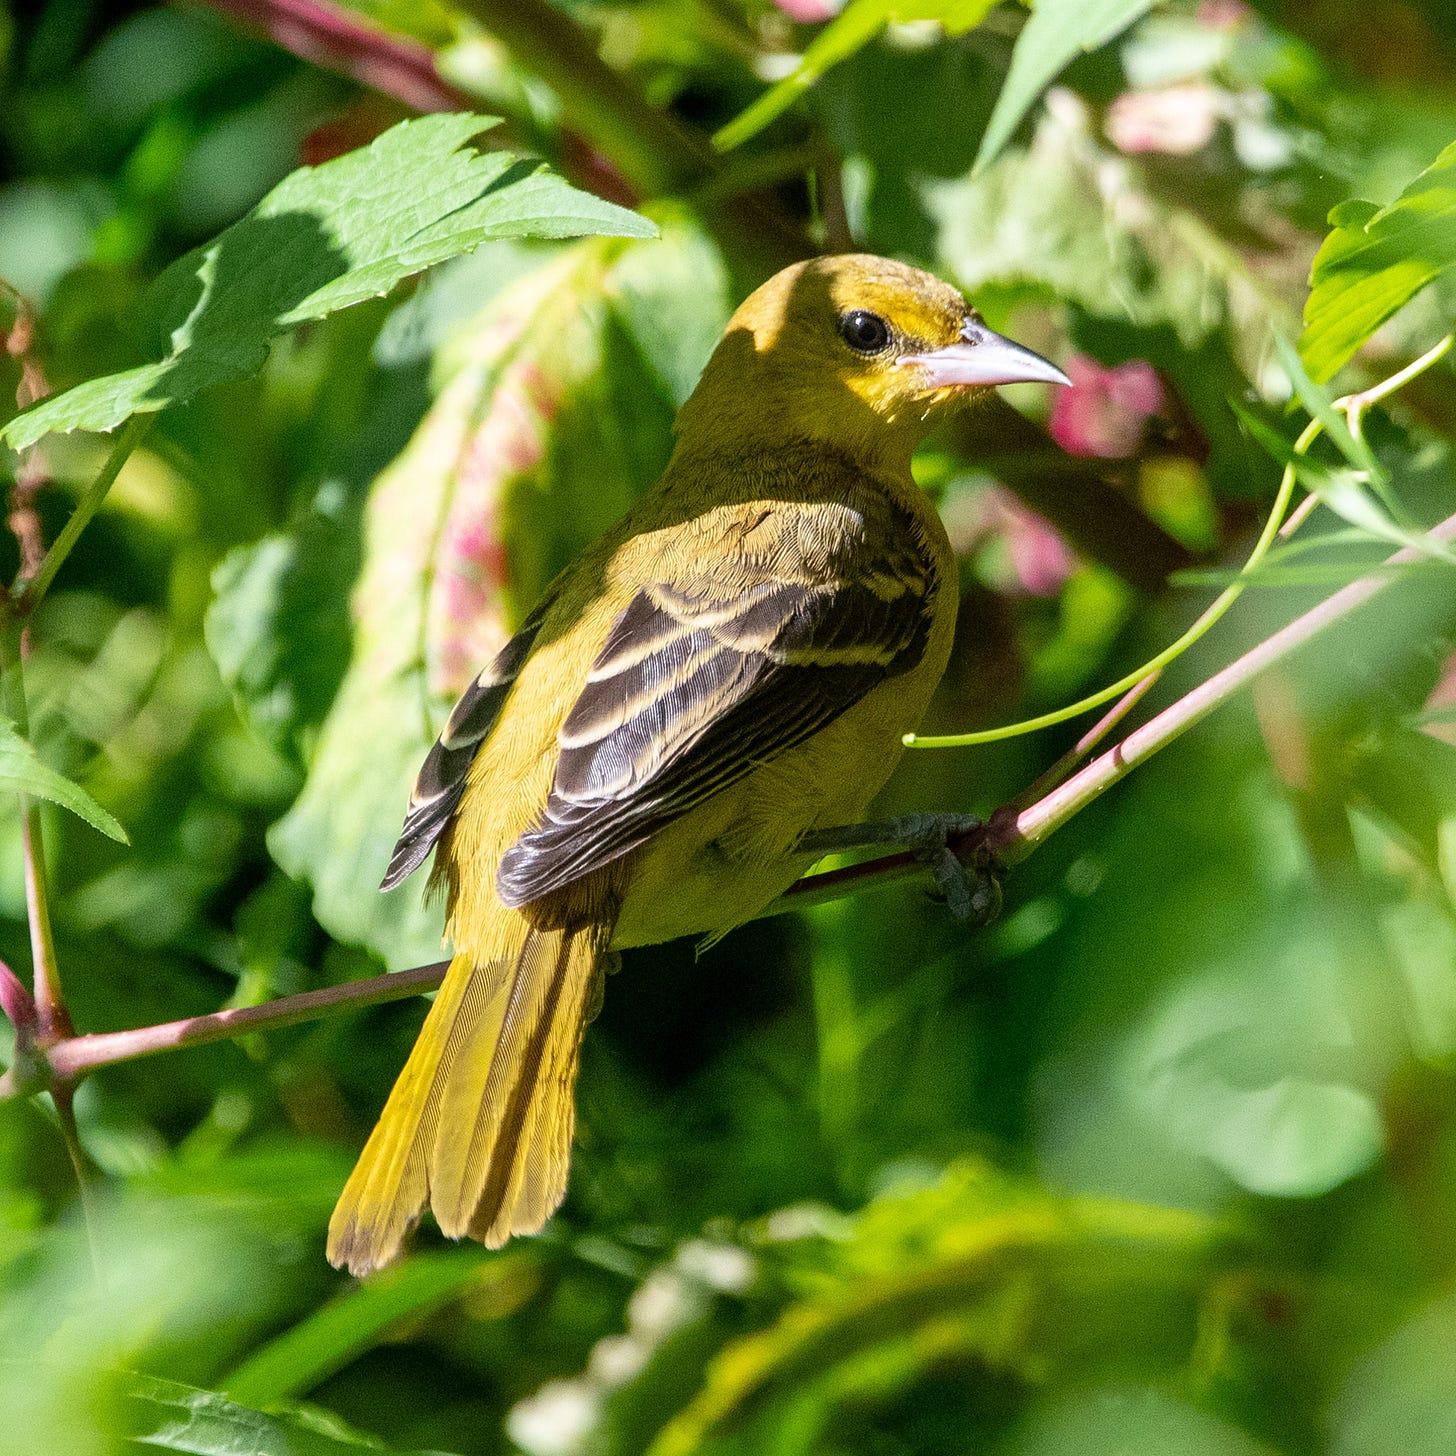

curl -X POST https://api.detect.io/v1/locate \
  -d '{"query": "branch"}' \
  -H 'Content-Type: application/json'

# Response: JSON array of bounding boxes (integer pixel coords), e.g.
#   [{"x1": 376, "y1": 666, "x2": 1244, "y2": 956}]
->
[
  {"x1": 30, "y1": 962, "x2": 451, "y2": 1089},
  {"x1": 7, "y1": 510, "x2": 1451, "y2": 1091},
  {"x1": 200, "y1": 0, "x2": 472, "y2": 113}
]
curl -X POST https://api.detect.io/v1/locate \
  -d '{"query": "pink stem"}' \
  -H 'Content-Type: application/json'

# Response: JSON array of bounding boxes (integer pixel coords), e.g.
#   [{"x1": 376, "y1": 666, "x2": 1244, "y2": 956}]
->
[
  {"x1": 41, "y1": 961, "x2": 450, "y2": 1085},
  {"x1": 201, "y1": 0, "x2": 471, "y2": 113}
]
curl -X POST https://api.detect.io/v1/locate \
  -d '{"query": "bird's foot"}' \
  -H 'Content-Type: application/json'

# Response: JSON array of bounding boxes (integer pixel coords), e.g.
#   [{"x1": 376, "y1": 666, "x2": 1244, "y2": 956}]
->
[{"x1": 798, "y1": 812, "x2": 999, "y2": 925}]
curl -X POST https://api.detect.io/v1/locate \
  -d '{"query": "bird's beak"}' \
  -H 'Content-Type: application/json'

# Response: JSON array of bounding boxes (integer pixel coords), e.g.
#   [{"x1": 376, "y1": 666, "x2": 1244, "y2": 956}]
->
[{"x1": 901, "y1": 320, "x2": 1071, "y2": 390}]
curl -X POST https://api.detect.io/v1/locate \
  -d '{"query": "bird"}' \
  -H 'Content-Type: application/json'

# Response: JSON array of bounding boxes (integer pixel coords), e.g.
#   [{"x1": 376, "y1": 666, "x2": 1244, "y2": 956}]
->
[{"x1": 326, "y1": 253, "x2": 1069, "y2": 1275}]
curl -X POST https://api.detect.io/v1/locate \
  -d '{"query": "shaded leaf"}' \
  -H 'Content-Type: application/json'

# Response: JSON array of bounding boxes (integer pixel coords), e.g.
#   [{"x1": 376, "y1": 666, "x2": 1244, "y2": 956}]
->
[
  {"x1": 715, "y1": 0, "x2": 1000, "y2": 151},
  {"x1": 0, "y1": 716, "x2": 127, "y2": 842},
  {"x1": 974, "y1": 0, "x2": 1157, "y2": 175},
  {"x1": 1, "y1": 114, "x2": 655, "y2": 451},
  {"x1": 644, "y1": 1164, "x2": 1213, "y2": 1456},
  {"x1": 1300, "y1": 139, "x2": 1456, "y2": 384},
  {"x1": 224, "y1": 1250, "x2": 530, "y2": 1407},
  {"x1": 1231, "y1": 400, "x2": 1456, "y2": 567},
  {"x1": 122, "y1": 1369, "x2": 459, "y2": 1455}
]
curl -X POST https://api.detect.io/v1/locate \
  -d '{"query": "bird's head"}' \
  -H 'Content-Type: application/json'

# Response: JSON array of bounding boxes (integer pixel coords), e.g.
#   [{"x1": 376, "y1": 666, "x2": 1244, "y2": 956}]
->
[{"x1": 676, "y1": 253, "x2": 1069, "y2": 470}]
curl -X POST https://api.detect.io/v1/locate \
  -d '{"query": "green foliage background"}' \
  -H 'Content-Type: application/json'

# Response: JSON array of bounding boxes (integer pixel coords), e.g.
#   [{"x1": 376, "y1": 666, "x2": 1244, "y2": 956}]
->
[{"x1": 2, "y1": 1, "x2": 1456, "y2": 1453}]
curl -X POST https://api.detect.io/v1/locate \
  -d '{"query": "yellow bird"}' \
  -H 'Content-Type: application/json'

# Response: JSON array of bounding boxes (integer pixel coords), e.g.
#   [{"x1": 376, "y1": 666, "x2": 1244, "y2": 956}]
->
[{"x1": 327, "y1": 253, "x2": 1068, "y2": 1274}]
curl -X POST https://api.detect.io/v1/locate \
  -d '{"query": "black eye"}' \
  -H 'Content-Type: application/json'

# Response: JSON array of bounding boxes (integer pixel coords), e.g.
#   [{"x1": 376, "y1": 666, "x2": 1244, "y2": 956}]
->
[{"x1": 839, "y1": 310, "x2": 891, "y2": 354}]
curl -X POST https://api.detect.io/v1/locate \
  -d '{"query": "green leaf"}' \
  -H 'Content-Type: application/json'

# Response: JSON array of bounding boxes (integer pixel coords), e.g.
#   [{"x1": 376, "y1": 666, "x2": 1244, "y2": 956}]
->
[
  {"x1": 0, "y1": 717, "x2": 127, "y2": 842},
  {"x1": 1300, "y1": 139, "x2": 1456, "y2": 383},
  {"x1": 121, "y1": 1369, "x2": 459, "y2": 1455},
  {"x1": 1273, "y1": 333, "x2": 1388, "y2": 482},
  {"x1": 714, "y1": 0, "x2": 1000, "y2": 151},
  {"x1": 974, "y1": 0, "x2": 1156, "y2": 175},
  {"x1": 644, "y1": 1165, "x2": 1213, "y2": 1456},
  {"x1": 1231, "y1": 401, "x2": 1456, "y2": 567},
  {"x1": 206, "y1": 481, "x2": 361, "y2": 765},
  {"x1": 223, "y1": 1250, "x2": 524, "y2": 1407},
  {"x1": 0, "y1": 114, "x2": 656, "y2": 451}
]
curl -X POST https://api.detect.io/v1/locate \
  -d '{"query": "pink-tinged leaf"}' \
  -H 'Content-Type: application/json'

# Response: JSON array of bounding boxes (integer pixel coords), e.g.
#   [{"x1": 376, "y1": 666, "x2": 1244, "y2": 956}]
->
[
  {"x1": 269, "y1": 239, "x2": 681, "y2": 966},
  {"x1": 1048, "y1": 354, "x2": 1166, "y2": 459}
]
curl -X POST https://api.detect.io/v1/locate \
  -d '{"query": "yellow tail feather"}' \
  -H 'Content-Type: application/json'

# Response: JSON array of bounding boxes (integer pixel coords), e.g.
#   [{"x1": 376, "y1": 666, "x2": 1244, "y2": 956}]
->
[{"x1": 326, "y1": 917, "x2": 608, "y2": 1275}]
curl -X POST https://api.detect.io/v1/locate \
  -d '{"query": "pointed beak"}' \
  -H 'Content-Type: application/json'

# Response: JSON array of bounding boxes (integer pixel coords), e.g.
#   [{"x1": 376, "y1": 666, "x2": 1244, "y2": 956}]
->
[{"x1": 901, "y1": 320, "x2": 1071, "y2": 390}]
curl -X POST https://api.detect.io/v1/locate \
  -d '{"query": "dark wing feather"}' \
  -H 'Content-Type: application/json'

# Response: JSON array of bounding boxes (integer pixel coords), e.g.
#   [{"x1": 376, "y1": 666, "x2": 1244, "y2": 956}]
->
[
  {"x1": 496, "y1": 511, "x2": 936, "y2": 909},
  {"x1": 380, "y1": 605, "x2": 546, "y2": 890}
]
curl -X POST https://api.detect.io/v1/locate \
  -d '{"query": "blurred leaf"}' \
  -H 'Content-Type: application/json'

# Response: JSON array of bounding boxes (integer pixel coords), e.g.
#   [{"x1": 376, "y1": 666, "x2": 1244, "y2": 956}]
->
[
  {"x1": 223, "y1": 1249, "x2": 527, "y2": 1407},
  {"x1": 0, "y1": 114, "x2": 655, "y2": 450},
  {"x1": 0, "y1": 715, "x2": 127, "y2": 842},
  {"x1": 1331, "y1": 1292, "x2": 1456, "y2": 1456},
  {"x1": 1273, "y1": 333, "x2": 1387, "y2": 483},
  {"x1": 1009, "y1": 1384, "x2": 1279, "y2": 1455},
  {"x1": 645, "y1": 1164, "x2": 1214, "y2": 1456},
  {"x1": 1300, "y1": 139, "x2": 1456, "y2": 384},
  {"x1": 974, "y1": 0, "x2": 1156, "y2": 175},
  {"x1": 206, "y1": 479, "x2": 360, "y2": 764},
  {"x1": 928, "y1": 105, "x2": 1221, "y2": 343},
  {"x1": 1230, "y1": 400, "x2": 1456, "y2": 566},
  {"x1": 121, "y1": 1369, "x2": 460, "y2": 1454},
  {"x1": 714, "y1": 0, "x2": 1000, "y2": 151}
]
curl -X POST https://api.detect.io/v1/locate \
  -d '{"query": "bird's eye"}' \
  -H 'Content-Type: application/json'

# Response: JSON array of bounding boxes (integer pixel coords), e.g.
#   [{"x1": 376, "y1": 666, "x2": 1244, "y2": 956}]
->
[{"x1": 839, "y1": 310, "x2": 892, "y2": 355}]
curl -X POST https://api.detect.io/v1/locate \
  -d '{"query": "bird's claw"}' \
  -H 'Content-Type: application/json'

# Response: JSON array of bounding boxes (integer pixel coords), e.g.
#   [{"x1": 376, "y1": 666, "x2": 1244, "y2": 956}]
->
[{"x1": 896, "y1": 815, "x2": 999, "y2": 926}]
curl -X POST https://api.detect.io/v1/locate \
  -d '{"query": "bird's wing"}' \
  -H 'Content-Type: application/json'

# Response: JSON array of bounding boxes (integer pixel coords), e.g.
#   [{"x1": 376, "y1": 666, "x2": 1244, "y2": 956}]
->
[
  {"x1": 495, "y1": 499, "x2": 938, "y2": 907},
  {"x1": 381, "y1": 602, "x2": 549, "y2": 891}
]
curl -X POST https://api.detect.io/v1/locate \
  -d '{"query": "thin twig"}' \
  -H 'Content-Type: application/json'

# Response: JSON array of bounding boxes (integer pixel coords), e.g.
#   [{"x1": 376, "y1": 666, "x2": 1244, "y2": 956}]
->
[
  {"x1": 3, "y1": 285, "x2": 49, "y2": 590},
  {"x1": 1008, "y1": 669, "x2": 1164, "y2": 812},
  {"x1": 36, "y1": 961, "x2": 451, "y2": 1086}
]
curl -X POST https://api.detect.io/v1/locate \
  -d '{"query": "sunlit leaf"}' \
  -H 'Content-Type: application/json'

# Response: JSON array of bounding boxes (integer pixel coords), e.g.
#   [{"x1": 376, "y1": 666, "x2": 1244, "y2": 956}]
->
[
  {"x1": 0, "y1": 716, "x2": 127, "y2": 842},
  {"x1": 714, "y1": 0, "x2": 1000, "y2": 151},
  {"x1": 0, "y1": 114, "x2": 655, "y2": 451},
  {"x1": 1300, "y1": 139, "x2": 1456, "y2": 383},
  {"x1": 974, "y1": 0, "x2": 1157, "y2": 175}
]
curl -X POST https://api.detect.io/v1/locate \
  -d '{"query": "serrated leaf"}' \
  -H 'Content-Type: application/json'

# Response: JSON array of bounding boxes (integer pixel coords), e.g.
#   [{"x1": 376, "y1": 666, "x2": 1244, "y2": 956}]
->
[
  {"x1": 974, "y1": 0, "x2": 1156, "y2": 175},
  {"x1": 1, "y1": 114, "x2": 656, "y2": 451},
  {"x1": 0, "y1": 717, "x2": 127, "y2": 842},
  {"x1": 1300, "y1": 139, "x2": 1456, "y2": 383},
  {"x1": 121, "y1": 1369, "x2": 459, "y2": 1455},
  {"x1": 714, "y1": 0, "x2": 1000, "y2": 151}
]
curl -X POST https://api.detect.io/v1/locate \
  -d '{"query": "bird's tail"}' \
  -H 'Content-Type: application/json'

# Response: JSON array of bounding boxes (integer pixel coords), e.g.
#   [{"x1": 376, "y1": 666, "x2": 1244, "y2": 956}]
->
[{"x1": 326, "y1": 914, "x2": 610, "y2": 1275}]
